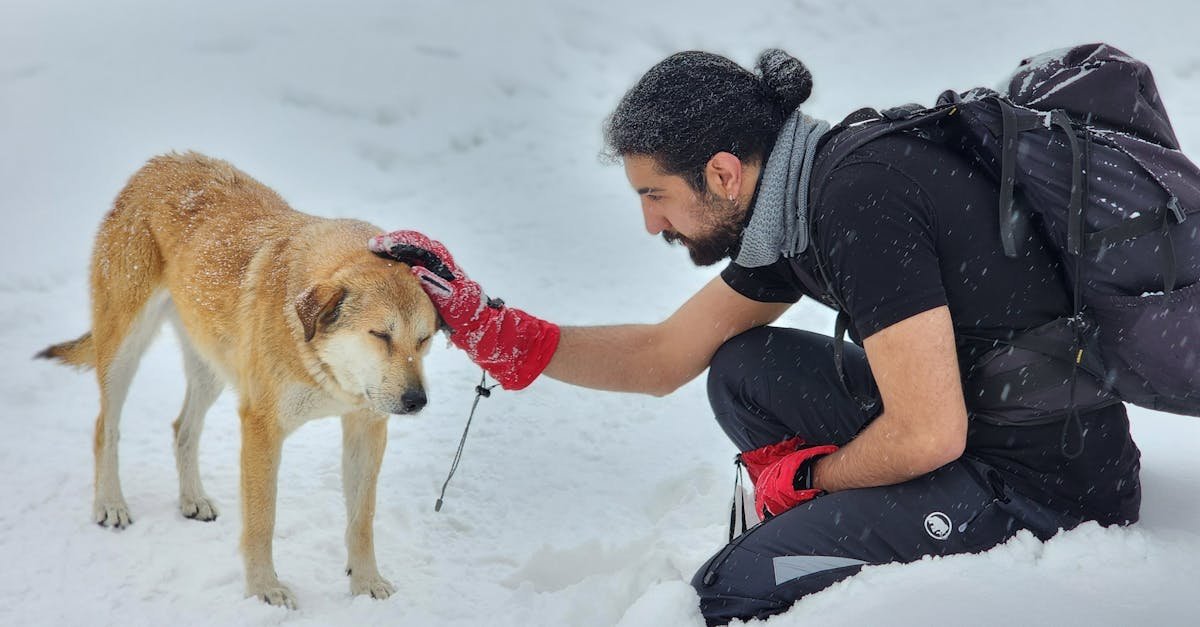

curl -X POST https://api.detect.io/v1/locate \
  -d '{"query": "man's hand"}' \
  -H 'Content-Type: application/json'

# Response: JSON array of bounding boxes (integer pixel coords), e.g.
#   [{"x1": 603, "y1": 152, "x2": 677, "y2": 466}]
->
[
  {"x1": 369, "y1": 230, "x2": 560, "y2": 390},
  {"x1": 750, "y1": 441, "x2": 838, "y2": 519},
  {"x1": 371, "y1": 230, "x2": 498, "y2": 331}
]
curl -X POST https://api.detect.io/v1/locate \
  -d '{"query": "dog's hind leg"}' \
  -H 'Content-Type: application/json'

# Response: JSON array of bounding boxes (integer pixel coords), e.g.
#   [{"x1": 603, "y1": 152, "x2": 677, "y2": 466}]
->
[
  {"x1": 90, "y1": 288, "x2": 168, "y2": 529},
  {"x1": 170, "y1": 319, "x2": 224, "y2": 521},
  {"x1": 341, "y1": 410, "x2": 394, "y2": 599},
  {"x1": 89, "y1": 204, "x2": 168, "y2": 529}
]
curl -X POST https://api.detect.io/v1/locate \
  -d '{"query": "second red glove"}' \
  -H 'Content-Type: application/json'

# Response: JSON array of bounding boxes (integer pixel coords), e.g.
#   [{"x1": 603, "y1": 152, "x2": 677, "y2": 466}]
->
[{"x1": 369, "y1": 230, "x2": 560, "y2": 391}]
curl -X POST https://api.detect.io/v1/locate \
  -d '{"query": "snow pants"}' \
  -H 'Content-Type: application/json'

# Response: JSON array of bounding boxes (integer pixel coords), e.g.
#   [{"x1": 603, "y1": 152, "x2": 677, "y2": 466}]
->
[{"x1": 692, "y1": 327, "x2": 1082, "y2": 625}]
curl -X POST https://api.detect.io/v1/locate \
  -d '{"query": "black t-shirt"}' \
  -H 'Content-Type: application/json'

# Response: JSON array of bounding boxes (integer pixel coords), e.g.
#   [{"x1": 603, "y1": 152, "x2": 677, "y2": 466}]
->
[{"x1": 722, "y1": 133, "x2": 1140, "y2": 523}]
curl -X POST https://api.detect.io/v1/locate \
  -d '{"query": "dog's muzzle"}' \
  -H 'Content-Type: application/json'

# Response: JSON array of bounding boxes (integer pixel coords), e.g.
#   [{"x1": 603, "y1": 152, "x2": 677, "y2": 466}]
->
[{"x1": 391, "y1": 388, "x2": 427, "y2": 415}]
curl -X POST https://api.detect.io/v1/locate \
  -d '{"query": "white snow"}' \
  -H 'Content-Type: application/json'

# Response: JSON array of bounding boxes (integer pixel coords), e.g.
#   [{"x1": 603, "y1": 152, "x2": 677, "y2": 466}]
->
[{"x1": 3, "y1": 1, "x2": 1199, "y2": 626}]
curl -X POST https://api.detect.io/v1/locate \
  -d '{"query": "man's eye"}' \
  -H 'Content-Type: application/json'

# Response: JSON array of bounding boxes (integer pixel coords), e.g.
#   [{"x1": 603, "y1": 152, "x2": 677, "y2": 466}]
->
[{"x1": 647, "y1": 195, "x2": 662, "y2": 202}]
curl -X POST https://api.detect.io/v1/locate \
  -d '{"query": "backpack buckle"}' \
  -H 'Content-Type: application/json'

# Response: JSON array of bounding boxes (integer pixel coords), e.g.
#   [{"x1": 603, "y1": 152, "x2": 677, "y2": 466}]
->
[{"x1": 1168, "y1": 196, "x2": 1187, "y2": 223}]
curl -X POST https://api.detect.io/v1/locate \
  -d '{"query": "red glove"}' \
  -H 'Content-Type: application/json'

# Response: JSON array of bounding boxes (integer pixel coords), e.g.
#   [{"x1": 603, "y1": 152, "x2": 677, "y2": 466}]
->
[
  {"x1": 739, "y1": 436, "x2": 806, "y2": 485},
  {"x1": 741, "y1": 437, "x2": 838, "y2": 520},
  {"x1": 369, "y1": 230, "x2": 560, "y2": 391}
]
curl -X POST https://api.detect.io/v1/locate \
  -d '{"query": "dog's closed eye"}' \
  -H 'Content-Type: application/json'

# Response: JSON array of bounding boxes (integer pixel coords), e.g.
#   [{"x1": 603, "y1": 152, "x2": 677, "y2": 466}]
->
[{"x1": 369, "y1": 330, "x2": 392, "y2": 345}]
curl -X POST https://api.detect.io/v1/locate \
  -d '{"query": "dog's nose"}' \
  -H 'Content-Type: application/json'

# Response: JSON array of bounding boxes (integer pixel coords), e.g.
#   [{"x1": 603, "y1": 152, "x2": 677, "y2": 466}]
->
[{"x1": 398, "y1": 388, "x2": 426, "y2": 414}]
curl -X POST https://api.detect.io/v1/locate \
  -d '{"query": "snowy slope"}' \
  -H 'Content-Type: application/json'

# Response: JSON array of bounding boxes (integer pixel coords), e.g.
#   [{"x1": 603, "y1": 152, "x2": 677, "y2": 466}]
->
[{"x1": 1, "y1": 0, "x2": 1198, "y2": 625}]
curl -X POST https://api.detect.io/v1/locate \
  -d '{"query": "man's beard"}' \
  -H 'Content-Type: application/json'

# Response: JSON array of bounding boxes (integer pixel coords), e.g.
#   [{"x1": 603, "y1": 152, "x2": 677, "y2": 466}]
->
[{"x1": 662, "y1": 193, "x2": 747, "y2": 266}]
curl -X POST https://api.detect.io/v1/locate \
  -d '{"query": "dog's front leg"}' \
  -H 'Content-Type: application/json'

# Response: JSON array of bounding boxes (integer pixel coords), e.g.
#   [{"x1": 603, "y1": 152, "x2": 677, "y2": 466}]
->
[
  {"x1": 341, "y1": 410, "x2": 395, "y2": 600},
  {"x1": 239, "y1": 404, "x2": 296, "y2": 608}
]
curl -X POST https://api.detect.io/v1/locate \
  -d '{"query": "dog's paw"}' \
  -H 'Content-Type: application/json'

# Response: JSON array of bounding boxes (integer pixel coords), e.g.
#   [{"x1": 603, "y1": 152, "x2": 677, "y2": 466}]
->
[
  {"x1": 180, "y1": 495, "x2": 218, "y2": 521},
  {"x1": 94, "y1": 499, "x2": 133, "y2": 529},
  {"x1": 249, "y1": 582, "x2": 297, "y2": 609},
  {"x1": 350, "y1": 573, "x2": 396, "y2": 600}
]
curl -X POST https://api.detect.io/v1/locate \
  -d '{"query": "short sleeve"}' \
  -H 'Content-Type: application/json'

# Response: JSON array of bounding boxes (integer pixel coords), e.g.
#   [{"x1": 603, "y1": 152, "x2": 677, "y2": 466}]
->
[
  {"x1": 813, "y1": 160, "x2": 948, "y2": 339},
  {"x1": 720, "y1": 259, "x2": 805, "y2": 304}
]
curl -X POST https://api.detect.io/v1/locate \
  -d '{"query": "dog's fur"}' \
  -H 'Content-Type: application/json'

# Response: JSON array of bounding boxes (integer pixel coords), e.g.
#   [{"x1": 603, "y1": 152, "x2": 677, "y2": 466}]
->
[{"x1": 38, "y1": 152, "x2": 437, "y2": 607}]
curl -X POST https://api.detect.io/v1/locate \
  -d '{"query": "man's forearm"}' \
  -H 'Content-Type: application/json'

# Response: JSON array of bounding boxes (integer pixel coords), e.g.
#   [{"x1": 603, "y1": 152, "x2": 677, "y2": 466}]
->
[
  {"x1": 542, "y1": 325, "x2": 686, "y2": 395},
  {"x1": 812, "y1": 307, "x2": 968, "y2": 494},
  {"x1": 811, "y1": 409, "x2": 963, "y2": 493}
]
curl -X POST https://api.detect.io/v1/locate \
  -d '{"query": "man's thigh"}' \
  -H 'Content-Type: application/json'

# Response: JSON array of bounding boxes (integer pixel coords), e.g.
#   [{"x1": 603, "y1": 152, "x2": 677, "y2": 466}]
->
[
  {"x1": 708, "y1": 326, "x2": 881, "y2": 451},
  {"x1": 692, "y1": 459, "x2": 1020, "y2": 625}
]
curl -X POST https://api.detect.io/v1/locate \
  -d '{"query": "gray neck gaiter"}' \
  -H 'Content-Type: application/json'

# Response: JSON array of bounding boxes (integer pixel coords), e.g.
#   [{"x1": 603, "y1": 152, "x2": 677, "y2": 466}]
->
[{"x1": 734, "y1": 109, "x2": 830, "y2": 268}]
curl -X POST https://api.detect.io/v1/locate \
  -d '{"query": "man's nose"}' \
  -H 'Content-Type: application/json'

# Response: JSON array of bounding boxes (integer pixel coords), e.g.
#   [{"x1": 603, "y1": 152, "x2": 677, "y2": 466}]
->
[{"x1": 642, "y1": 205, "x2": 669, "y2": 235}]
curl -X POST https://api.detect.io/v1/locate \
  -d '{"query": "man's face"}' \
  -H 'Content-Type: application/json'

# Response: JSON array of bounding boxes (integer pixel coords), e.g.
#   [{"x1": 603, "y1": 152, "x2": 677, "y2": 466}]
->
[{"x1": 623, "y1": 155, "x2": 746, "y2": 266}]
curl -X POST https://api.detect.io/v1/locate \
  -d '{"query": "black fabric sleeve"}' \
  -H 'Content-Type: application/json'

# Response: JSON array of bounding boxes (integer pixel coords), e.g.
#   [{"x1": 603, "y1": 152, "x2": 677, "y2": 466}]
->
[
  {"x1": 720, "y1": 259, "x2": 805, "y2": 304},
  {"x1": 813, "y1": 161, "x2": 948, "y2": 340}
]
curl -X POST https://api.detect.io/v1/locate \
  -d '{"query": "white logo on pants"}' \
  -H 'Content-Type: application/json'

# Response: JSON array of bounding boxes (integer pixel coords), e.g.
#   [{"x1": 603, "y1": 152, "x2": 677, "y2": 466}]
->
[{"x1": 924, "y1": 512, "x2": 952, "y2": 540}]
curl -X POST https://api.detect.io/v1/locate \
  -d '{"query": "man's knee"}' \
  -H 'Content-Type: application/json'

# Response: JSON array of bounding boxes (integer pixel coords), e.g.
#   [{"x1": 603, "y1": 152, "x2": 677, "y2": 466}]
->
[
  {"x1": 706, "y1": 327, "x2": 780, "y2": 446},
  {"x1": 707, "y1": 326, "x2": 788, "y2": 412},
  {"x1": 707, "y1": 327, "x2": 836, "y2": 397},
  {"x1": 707, "y1": 327, "x2": 851, "y2": 450},
  {"x1": 708, "y1": 327, "x2": 775, "y2": 385}
]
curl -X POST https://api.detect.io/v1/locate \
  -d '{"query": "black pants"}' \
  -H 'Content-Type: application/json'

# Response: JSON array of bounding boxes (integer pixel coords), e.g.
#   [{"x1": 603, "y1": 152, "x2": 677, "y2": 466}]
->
[{"x1": 692, "y1": 327, "x2": 1082, "y2": 625}]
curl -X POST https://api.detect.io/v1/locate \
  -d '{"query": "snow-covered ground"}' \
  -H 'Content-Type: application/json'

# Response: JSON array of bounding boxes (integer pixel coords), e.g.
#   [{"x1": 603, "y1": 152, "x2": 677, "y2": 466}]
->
[{"x1": 2, "y1": 0, "x2": 1198, "y2": 625}]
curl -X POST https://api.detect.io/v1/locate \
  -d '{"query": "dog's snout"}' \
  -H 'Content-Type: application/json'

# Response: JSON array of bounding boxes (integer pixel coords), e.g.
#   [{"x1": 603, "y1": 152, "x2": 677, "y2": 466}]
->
[{"x1": 396, "y1": 388, "x2": 427, "y2": 414}]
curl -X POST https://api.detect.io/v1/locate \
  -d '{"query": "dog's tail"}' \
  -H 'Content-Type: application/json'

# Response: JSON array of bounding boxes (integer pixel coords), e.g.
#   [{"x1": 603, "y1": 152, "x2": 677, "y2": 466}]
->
[{"x1": 36, "y1": 332, "x2": 96, "y2": 370}]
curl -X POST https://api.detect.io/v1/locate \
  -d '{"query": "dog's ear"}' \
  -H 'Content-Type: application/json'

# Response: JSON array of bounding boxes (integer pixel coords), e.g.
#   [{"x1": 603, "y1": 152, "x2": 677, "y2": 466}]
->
[{"x1": 295, "y1": 283, "x2": 347, "y2": 342}]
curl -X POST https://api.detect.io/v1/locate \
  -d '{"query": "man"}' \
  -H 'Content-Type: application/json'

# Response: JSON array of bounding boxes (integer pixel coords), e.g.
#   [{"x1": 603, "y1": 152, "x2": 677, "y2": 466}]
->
[{"x1": 371, "y1": 49, "x2": 1141, "y2": 625}]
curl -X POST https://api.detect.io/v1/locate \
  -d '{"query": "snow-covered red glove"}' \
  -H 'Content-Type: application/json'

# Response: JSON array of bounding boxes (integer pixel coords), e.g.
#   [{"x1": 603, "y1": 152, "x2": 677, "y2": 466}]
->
[
  {"x1": 369, "y1": 230, "x2": 560, "y2": 391},
  {"x1": 741, "y1": 437, "x2": 837, "y2": 520}
]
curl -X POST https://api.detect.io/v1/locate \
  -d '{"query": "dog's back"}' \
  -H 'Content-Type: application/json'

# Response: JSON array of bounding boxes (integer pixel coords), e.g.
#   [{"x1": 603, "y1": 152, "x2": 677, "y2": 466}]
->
[
  {"x1": 115, "y1": 153, "x2": 314, "y2": 350},
  {"x1": 41, "y1": 152, "x2": 308, "y2": 368}
]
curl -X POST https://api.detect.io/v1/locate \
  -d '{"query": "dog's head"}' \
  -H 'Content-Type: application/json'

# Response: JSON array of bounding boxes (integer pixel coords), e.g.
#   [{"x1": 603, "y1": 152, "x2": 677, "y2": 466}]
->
[{"x1": 295, "y1": 259, "x2": 437, "y2": 415}]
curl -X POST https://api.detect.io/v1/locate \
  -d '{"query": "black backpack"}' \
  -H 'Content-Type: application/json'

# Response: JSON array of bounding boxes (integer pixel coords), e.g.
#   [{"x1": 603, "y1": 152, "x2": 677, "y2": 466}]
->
[{"x1": 799, "y1": 43, "x2": 1200, "y2": 433}]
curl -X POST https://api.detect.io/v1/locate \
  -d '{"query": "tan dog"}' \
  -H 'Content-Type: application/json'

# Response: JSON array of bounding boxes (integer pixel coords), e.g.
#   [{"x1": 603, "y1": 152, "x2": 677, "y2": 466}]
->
[{"x1": 38, "y1": 152, "x2": 437, "y2": 608}]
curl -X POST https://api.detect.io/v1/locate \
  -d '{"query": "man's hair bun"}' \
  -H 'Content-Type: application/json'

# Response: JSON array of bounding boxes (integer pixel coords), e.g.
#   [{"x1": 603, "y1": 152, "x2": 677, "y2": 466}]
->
[{"x1": 755, "y1": 48, "x2": 812, "y2": 112}]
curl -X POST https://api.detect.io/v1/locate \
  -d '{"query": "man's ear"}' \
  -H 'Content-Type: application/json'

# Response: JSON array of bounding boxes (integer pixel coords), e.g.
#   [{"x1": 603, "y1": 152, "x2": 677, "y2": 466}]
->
[
  {"x1": 295, "y1": 283, "x2": 347, "y2": 342},
  {"x1": 705, "y1": 151, "x2": 744, "y2": 200}
]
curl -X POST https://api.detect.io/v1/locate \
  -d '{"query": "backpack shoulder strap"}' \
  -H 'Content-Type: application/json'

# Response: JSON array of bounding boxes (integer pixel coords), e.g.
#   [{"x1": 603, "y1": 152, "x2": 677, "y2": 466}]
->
[
  {"x1": 800, "y1": 100, "x2": 963, "y2": 309},
  {"x1": 811, "y1": 103, "x2": 960, "y2": 197}
]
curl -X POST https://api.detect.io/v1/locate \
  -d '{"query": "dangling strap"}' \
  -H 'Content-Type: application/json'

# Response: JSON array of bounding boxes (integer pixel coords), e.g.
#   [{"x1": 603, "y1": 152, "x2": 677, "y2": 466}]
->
[
  {"x1": 1058, "y1": 116, "x2": 1089, "y2": 460},
  {"x1": 1060, "y1": 319, "x2": 1087, "y2": 460},
  {"x1": 833, "y1": 311, "x2": 877, "y2": 411},
  {"x1": 809, "y1": 211, "x2": 876, "y2": 412},
  {"x1": 999, "y1": 102, "x2": 1021, "y2": 258},
  {"x1": 1049, "y1": 110, "x2": 1086, "y2": 256},
  {"x1": 727, "y1": 456, "x2": 749, "y2": 543},
  {"x1": 434, "y1": 371, "x2": 499, "y2": 512},
  {"x1": 705, "y1": 485, "x2": 765, "y2": 587},
  {"x1": 832, "y1": 312, "x2": 854, "y2": 400},
  {"x1": 996, "y1": 100, "x2": 1042, "y2": 258},
  {"x1": 997, "y1": 105, "x2": 1088, "y2": 256},
  {"x1": 1059, "y1": 408, "x2": 1086, "y2": 459}
]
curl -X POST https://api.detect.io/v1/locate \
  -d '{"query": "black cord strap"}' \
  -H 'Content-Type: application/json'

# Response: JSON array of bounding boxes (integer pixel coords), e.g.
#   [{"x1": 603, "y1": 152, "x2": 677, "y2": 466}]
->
[{"x1": 435, "y1": 370, "x2": 498, "y2": 512}]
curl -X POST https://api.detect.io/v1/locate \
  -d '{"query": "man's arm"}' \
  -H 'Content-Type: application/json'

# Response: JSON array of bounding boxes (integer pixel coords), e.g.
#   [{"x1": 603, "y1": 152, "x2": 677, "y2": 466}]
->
[
  {"x1": 369, "y1": 231, "x2": 790, "y2": 393},
  {"x1": 543, "y1": 276, "x2": 791, "y2": 396},
  {"x1": 812, "y1": 305, "x2": 968, "y2": 492}
]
